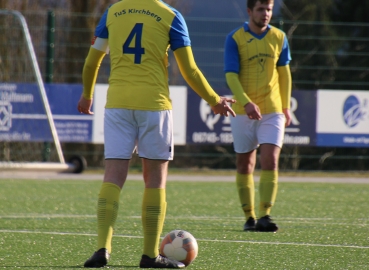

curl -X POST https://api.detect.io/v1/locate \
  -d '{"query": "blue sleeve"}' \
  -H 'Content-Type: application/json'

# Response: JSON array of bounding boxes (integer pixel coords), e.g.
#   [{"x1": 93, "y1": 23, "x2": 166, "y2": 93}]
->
[
  {"x1": 169, "y1": 11, "x2": 191, "y2": 51},
  {"x1": 94, "y1": 8, "x2": 109, "y2": 38},
  {"x1": 224, "y1": 31, "x2": 240, "y2": 74},
  {"x1": 277, "y1": 35, "x2": 292, "y2": 66}
]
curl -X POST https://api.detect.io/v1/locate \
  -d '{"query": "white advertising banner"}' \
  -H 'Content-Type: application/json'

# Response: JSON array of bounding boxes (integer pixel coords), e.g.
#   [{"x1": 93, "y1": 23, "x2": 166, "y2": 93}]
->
[
  {"x1": 316, "y1": 90, "x2": 369, "y2": 146},
  {"x1": 317, "y1": 90, "x2": 369, "y2": 133}
]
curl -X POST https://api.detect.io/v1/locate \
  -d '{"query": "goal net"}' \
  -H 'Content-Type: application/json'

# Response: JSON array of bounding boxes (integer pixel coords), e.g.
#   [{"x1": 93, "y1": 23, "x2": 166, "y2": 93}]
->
[{"x1": 0, "y1": 10, "x2": 74, "y2": 172}]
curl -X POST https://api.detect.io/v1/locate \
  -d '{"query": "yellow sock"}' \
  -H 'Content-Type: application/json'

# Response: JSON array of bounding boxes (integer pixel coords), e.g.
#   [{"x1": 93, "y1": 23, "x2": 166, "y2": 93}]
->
[
  {"x1": 259, "y1": 170, "x2": 278, "y2": 217},
  {"x1": 97, "y1": 182, "x2": 121, "y2": 254},
  {"x1": 142, "y1": 188, "x2": 166, "y2": 258},
  {"x1": 236, "y1": 173, "x2": 256, "y2": 220}
]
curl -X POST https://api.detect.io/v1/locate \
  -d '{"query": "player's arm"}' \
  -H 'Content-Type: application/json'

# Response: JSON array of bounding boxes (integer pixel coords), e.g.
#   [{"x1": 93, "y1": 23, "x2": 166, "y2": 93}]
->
[
  {"x1": 224, "y1": 33, "x2": 260, "y2": 119},
  {"x1": 225, "y1": 72, "x2": 261, "y2": 119},
  {"x1": 78, "y1": 37, "x2": 108, "y2": 115},
  {"x1": 82, "y1": 45, "x2": 106, "y2": 99},
  {"x1": 277, "y1": 35, "x2": 292, "y2": 110},
  {"x1": 277, "y1": 65, "x2": 292, "y2": 110},
  {"x1": 277, "y1": 64, "x2": 292, "y2": 126},
  {"x1": 276, "y1": 35, "x2": 292, "y2": 125},
  {"x1": 174, "y1": 46, "x2": 219, "y2": 106},
  {"x1": 225, "y1": 72, "x2": 251, "y2": 107},
  {"x1": 224, "y1": 33, "x2": 252, "y2": 106},
  {"x1": 174, "y1": 46, "x2": 235, "y2": 116},
  {"x1": 79, "y1": 7, "x2": 109, "y2": 114}
]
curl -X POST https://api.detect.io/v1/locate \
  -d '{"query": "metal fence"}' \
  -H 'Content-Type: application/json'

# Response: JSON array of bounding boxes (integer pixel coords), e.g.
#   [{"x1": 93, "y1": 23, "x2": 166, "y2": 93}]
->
[{"x1": 11, "y1": 11, "x2": 369, "y2": 91}]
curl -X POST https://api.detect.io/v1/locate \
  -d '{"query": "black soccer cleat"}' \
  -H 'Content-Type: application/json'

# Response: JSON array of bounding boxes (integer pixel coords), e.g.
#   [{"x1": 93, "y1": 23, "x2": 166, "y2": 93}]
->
[
  {"x1": 139, "y1": 254, "x2": 185, "y2": 268},
  {"x1": 255, "y1": 215, "x2": 278, "y2": 232},
  {"x1": 84, "y1": 248, "x2": 110, "y2": 268},
  {"x1": 243, "y1": 216, "x2": 256, "y2": 231}
]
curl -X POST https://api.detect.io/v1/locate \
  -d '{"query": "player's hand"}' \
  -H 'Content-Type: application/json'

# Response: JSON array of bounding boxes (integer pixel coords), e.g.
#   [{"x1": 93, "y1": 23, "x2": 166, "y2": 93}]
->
[
  {"x1": 283, "y1": 108, "x2": 291, "y2": 127},
  {"x1": 211, "y1": 97, "x2": 236, "y2": 117},
  {"x1": 244, "y1": 102, "x2": 262, "y2": 120},
  {"x1": 77, "y1": 96, "x2": 94, "y2": 115}
]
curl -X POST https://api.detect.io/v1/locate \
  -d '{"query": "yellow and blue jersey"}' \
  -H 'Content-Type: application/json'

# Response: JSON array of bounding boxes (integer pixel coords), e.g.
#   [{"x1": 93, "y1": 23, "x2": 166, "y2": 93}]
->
[
  {"x1": 224, "y1": 22, "x2": 291, "y2": 114},
  {"x1": 94, "y1": 0, "x2": 190, "y2": 110}
]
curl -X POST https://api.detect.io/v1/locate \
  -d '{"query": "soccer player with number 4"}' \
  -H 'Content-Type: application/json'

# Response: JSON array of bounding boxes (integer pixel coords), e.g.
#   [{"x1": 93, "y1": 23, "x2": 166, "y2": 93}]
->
[
  {"x1": 78, "y1": 0, "x2": 236, "y2": 268},
  {"x1": 224, "y1": 0, "x2": 292, "y2": 232}
]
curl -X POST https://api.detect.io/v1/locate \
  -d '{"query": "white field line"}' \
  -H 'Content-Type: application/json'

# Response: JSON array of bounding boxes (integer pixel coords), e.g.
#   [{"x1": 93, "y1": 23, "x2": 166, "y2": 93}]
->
[
  {"x1": 1, "y1": 215, "x2": 368, "y2": 229},
  {"x1": 0, "y1": 229, "x2": 368, "y2": 249},
  {"x1": 0, "y1": 214, "x2": 368, "y2": 223}
]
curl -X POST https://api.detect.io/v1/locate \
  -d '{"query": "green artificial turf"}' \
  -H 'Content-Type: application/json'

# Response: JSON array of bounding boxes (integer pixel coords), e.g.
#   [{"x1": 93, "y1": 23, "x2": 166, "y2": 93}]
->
[{"x1": 0, "y1": 178, "x2": 368, "y2": 269}]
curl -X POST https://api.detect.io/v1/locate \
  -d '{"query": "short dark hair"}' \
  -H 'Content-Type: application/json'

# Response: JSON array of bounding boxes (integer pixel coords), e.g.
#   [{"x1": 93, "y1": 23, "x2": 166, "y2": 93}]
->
[{"x1": 247, "y1": 0, "x2": 274, "y2": 10}]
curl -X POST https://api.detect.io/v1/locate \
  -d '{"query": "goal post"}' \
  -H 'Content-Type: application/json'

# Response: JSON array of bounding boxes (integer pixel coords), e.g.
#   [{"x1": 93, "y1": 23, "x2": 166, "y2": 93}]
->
[{"x1": 0, "y1": 10, "x2": 84, "y2": 173}]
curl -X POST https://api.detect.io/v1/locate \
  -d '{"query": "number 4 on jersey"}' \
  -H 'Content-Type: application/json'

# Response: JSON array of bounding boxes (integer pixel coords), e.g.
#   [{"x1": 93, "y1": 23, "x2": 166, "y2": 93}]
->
[{"x1": 123, "y1": 23, "x2": 145, "y2": 64}]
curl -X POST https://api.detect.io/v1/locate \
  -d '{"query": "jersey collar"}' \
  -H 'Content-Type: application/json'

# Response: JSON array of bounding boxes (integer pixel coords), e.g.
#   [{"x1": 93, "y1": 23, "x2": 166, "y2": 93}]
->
[{"x1": 243, "y1": 22, "x2": 271, "y2": 39}]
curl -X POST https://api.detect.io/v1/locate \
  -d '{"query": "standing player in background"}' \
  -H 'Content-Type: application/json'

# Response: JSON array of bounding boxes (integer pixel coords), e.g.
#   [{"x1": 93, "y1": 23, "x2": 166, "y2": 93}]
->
[
  {"x1": 224, "y1": 0, "x2": 292, "y2": 232},
  {"x1": 78, "y1": 0, "x2": 236, "y2": 268}
]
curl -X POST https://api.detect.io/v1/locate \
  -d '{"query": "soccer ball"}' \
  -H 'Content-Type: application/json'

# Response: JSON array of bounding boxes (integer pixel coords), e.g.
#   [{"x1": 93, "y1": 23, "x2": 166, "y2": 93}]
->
[{"x1": 159, "y1": 230, "x2": 198, "y2": 266}]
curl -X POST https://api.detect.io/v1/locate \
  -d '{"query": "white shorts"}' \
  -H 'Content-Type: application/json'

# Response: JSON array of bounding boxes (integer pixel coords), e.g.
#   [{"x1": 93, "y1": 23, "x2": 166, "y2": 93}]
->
[
  {"x1": 104, "y1": 109, "x2": 173, "y2": 160},
  {"x1": 230, "y1": 113, "x2": 285, "y2": 153}
]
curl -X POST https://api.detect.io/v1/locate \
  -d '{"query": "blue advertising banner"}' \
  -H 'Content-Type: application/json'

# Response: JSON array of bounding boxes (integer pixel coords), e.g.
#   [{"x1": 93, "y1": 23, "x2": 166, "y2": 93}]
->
[
  {"x1": 0, "y1": 83, "x2": 53, "y2": 141},
  {"x1": 186, "y1": 89, "x2": 317, "y2": 146},
  {"x1": 0, "y1": 83, "x2": 93, "y2": 142},
  {"x1": 284, "y1": 90, "x2": 316, "y2": 146},
  {"x1": 45, "y1": 84, "x2": 93, "y2": 142},
  {"x1": 186, "y1": 88, "x2": 234, "y2": 144},
  {"x1": 2, "y1": 83, "x2": 368, "y2": 148}
]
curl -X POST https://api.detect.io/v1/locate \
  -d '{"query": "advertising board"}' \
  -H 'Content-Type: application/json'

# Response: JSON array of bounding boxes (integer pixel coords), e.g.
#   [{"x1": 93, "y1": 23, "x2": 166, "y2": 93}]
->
[
  {"x1": 1, "y1": 83, "x2": 368, "y2": 148},
  {"x1": 317, "y1": 90, "x2": 369, "y2": 147}
]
